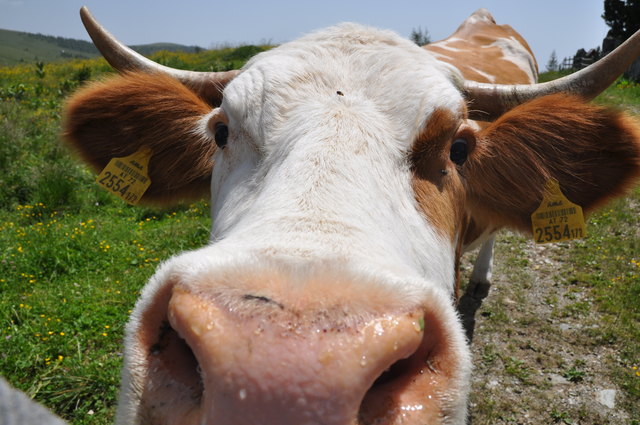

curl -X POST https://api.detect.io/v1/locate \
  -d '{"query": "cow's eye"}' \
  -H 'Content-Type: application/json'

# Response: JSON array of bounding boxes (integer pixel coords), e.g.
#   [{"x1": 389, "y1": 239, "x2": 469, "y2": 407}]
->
[
  {"x1": 214, "y1": 123, "x2": 229, "y2": 149},
  {"x1": 450, "y1": 138, "x2": 468, "y2": 166}
]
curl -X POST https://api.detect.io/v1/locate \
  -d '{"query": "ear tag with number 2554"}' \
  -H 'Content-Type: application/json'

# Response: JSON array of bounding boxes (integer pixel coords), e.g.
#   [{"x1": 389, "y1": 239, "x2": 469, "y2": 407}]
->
[
  {"x1": 96, "y1": 147, "x2": 152, "y2": 205},
  {"x1": 531, "y1": 179, "x2": 587, "y2": 244}
]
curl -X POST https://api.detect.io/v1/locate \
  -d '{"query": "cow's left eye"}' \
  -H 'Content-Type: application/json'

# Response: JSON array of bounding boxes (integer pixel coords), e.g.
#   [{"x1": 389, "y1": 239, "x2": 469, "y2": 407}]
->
[
  {"x1": 450, "y1": 138, "x2": 468, "y2": 166},
  {"x1": 214, "y1": 123, "x2": 229, "y2": 149}
]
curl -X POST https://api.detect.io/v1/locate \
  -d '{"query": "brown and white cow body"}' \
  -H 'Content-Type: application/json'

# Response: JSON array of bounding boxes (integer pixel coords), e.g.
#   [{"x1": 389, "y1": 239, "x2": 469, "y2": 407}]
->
[
  {"x1": 63, "y1": 8, "x2": 640, "y2": 425},
  {"x1": 427, "y1": 9, "x2": 538, "y2": 85}
]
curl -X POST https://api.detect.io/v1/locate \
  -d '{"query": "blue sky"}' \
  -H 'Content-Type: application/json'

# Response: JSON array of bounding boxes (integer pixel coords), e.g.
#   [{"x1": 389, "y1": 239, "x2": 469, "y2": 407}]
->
[{"x1": 1, "y1": 0, "x2": 608, "y2": 70}]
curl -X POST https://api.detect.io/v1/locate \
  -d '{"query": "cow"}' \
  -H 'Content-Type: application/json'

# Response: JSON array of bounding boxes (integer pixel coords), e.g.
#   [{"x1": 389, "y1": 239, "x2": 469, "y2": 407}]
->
[{"x1": 62, "y1": 7, "x2": 640, "y2": 425}]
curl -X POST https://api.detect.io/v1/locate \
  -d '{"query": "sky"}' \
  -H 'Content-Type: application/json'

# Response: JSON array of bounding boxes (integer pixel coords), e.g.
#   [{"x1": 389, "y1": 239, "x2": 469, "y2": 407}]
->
[{"x1": 0, "y1": 0, "x2": 609, "y2": 70}]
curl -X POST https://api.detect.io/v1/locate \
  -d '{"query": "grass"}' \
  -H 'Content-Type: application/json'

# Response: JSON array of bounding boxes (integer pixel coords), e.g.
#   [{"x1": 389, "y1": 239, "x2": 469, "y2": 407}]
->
[
  {"x1": 565, "y1": 195, "x2": 640, "y2": 406},
  {"x1": 0, "y1": 47, "x2": 264, "y2": 425},
  {"x1": 563, "y1": 366, "x2": 586, "y2": 383},
  {"x1": 551, "y1": 95, "x2": 640, "y2": 404},
  {"x1": 0, "y1": 200, "x2": 211, "y2": 424},
  {"x1": 468, "y1": 182, "x2": 640, "y2": 423},
  {"x1": 0, "y1": 54, "x2": 639, "y2": 425}
]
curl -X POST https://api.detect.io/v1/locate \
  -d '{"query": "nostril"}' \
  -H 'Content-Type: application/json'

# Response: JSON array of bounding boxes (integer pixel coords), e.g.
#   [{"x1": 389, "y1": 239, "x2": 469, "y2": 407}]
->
[
  {"x1": 148, "y1": 319, "x2": 204, "y2": 404},
  {"x1": 367, "y1": 314, "x2": 439, "y2": 391},
  {"x1": 370, "y1": 356, "x2": 414, "y2": 389},
  {"x1": 358, "y1": 310, "x2": 459, "y2": 425}
]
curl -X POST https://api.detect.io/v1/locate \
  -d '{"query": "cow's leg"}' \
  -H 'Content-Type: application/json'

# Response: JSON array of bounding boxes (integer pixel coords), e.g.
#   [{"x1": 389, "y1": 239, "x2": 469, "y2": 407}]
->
[
  {"x1": 458, "y1": 234, "x2": 495, "y2": 343},
  {"x1": 469, "y1": 234, "x2": 495, "y2": 290}
]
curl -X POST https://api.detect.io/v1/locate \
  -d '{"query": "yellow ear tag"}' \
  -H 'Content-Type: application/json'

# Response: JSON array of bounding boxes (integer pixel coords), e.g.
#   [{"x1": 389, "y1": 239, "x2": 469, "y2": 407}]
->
[
  {"x1": 96, "y1": 147, "x2": 152, "y2": 205},
  {"x1": 531, "y1": 179, "x2": 586, "y2": 244}
]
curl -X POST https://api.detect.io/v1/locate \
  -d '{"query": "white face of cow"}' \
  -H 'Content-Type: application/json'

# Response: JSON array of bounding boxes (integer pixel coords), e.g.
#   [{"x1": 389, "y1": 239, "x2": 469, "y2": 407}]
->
[
  {"x1": 115, "y1": 25, "x2": 472, "y2": 425},
  {"x1": 210, "y1": 24, "x2": 464, "y2": 292}
]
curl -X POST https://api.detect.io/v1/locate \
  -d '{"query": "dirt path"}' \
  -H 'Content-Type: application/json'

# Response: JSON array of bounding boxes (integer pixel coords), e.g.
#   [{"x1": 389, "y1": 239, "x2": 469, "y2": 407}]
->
[{"x1": 461, "y1": 233, "x2": 631, "y2": 425}]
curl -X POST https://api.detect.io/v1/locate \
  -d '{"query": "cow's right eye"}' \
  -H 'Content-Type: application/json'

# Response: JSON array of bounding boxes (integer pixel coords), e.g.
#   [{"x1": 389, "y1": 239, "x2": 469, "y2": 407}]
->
[
  {"x1": 450, "y1": 138, "x2": 468, "y2": 166},
  {"x1": 214, "y1": 123, "x2": 229, "y2": 149}
]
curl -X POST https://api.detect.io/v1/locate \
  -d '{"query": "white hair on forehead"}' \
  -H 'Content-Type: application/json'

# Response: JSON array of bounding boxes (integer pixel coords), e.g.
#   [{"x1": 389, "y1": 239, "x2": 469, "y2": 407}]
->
[
  {"x1": 226, "y1": 22, "x2": 465, "y2": 150},
  {"x1": 206, "y1": 24, "x2": 466, "y2": 300},
  {"x1": 250, "y1": 22, "x2": 462, "y2": 86}
]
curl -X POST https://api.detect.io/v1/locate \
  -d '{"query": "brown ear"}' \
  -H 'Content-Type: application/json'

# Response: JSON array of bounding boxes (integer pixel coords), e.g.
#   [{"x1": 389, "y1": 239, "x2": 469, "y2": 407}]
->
[
  {"x1": 62, "y1": 72, "x2": 216, "y2": 204},
  {"x1": 464, "y1": 94, "x2": 640, "y2": 232}
]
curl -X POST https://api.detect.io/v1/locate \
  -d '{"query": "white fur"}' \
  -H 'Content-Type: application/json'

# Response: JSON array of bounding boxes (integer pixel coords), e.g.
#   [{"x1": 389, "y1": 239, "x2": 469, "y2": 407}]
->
[
  {"x1": 470, "y1": 234, "x2": 496, "y2": 285},
  {"x1": 431, "y1": 37, "x2": 465, "y2": 53},
  {"x1": 487, "y1": 37, "x2": 538, "y2": 83},
  {"x1": 208, "y1": 24, "x2": 464, "y2": 294},
  {"x1": 465, "y1": 8, "x2": 495, "y2": 25},
  {"x1": 468, "y1": 66, "x2": 497, "y2": 83}
]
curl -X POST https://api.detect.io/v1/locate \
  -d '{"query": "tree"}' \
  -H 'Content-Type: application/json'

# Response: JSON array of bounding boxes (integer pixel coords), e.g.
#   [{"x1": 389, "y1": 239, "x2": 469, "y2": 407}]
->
[
  {"x1": 603, "y1": 0, "x2": 640, "y2": 81},
  {"x1": 603, "y1": 0, "x2": 640, "y2": 40},
  {"x1": 546, "y1": 50, "x2": 559, "y2": 72},
  {"x1": 410, "y1": 26, "x2": 431, "y2": 46}
]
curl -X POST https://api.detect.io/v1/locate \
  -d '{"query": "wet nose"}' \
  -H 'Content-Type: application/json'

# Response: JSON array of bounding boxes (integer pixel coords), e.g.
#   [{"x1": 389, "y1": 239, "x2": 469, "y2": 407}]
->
[{"x1": 167, "y1": 286, "x2": 425, "y2": 425}]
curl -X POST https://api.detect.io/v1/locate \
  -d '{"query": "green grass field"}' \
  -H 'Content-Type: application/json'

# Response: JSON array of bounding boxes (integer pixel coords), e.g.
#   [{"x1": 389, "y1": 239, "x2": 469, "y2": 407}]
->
[{"x1": 0, "y1": 51, "x2": 639, "y2": 424}]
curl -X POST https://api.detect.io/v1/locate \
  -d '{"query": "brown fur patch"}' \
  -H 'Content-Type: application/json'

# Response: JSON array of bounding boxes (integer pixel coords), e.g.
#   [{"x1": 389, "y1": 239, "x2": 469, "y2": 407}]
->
[
  {"x1": 425, "y1": 11, "x2": 537, "y2": 84},
  {"x1": 464, "y1": 94, "x2": 640, "y2": 232},
  {"x1": 62, "y1": 72, "x2": 216, "y2": 204},
  {"x1": 411, "y1": 109, "x2": 466, "y2": 242}
]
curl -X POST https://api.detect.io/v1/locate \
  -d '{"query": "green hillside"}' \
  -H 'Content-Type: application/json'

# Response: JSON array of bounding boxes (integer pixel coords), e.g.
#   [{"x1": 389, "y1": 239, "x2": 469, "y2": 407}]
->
[
  {"x1": 129, "y1": 42, "x2": 203, "y2": 56},
  {"x1": 0, "y1": 29, "x2": 204, "y2": 67},
  {"x1": 0, "y1": 29, "x2": 98, "y2": 66}
]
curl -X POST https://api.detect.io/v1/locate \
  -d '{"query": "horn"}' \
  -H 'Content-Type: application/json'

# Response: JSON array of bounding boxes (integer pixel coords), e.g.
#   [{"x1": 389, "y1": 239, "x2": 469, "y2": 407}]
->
[
  {"x1": 80, "y1": 6, "x2": 238, "y2": 105},
  {"x1": 464, "y1": 28, "x2": 640, "y2": 121}
]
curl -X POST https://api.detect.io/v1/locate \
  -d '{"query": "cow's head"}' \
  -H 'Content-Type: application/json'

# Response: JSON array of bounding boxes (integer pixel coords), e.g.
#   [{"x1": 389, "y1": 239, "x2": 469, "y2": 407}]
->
[{"x1": 62, "y1": 8, "x2": 640, "y2": 425}]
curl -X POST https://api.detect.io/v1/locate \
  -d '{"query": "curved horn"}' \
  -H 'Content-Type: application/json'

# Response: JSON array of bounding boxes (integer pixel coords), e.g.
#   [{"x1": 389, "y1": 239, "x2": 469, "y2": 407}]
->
[
  {"x1": 80, "y1": 6, "x2": 238, "y2": 105},
  {"x1": 464, "y1": 28, "x2": 640, "y2": 121}
]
